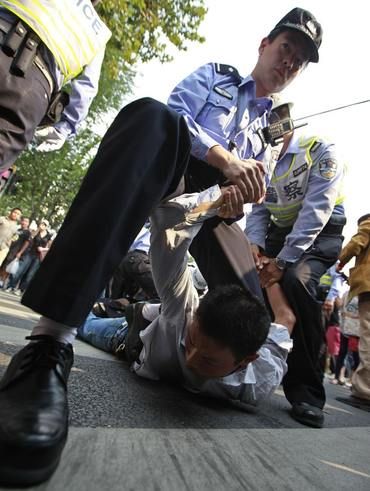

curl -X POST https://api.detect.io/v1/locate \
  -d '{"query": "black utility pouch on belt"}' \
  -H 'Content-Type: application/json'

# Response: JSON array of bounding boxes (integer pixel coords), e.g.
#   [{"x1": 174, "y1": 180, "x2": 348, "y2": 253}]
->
[
  {"x1": 40, "y1": 91, "x2": 70, "y2": 126},
  {"x1": 2, "y1": 20, "x2": 27, "y2": 56},
  {"x1": 12, "y1": 31, "x2": 39, "y2": 76},
  {"x1": 3, "y1": 20, "x2": 40, "y2": 77}
]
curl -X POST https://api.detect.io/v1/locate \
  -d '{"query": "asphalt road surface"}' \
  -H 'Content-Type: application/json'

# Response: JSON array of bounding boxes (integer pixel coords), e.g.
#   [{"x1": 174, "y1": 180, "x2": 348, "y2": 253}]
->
[{"x1": 0, "y1": 291, "x2": 369, "y2": 491}]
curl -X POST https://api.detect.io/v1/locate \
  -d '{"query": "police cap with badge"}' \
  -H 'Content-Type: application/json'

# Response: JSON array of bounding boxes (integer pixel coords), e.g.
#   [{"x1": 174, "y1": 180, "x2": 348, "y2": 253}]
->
[{"x1": 269, "y1": 7, "x2": 323, "y2": 63}]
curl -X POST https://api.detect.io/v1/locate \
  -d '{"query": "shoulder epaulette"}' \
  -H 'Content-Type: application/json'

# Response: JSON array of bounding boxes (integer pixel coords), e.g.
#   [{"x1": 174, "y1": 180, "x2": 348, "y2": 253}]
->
[
  {"x1": 299, "y1": 135, "x2": 323, "y2": 150},
  {"x1": 215, "y1": 63, "x2": 242, "y2": 82}
]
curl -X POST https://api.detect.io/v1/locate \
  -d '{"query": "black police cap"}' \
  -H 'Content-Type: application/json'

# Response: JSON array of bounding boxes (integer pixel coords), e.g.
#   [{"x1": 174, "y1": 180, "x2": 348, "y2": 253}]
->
[{"x1": 270, "y1": 7, "x2": 323, "y2": 63}]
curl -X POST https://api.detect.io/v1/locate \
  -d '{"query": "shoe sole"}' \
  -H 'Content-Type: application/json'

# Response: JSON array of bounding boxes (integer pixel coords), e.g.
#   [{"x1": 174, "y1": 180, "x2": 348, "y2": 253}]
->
[{"x1": 290, "y1": 411, "x2": 324, "y2": 428}]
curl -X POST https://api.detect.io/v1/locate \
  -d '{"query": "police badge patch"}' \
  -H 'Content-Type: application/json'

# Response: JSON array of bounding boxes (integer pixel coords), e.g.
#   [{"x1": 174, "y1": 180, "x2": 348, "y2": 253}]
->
[{"x1": 319, "y1": 159, "x2": 337, "y2": 179}]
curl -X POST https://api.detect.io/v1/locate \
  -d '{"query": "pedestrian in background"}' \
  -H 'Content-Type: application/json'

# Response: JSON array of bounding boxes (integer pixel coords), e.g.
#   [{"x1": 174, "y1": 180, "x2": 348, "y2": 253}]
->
[{"x1": 337, "y1": 213, "x2": 370, "y2": 410}]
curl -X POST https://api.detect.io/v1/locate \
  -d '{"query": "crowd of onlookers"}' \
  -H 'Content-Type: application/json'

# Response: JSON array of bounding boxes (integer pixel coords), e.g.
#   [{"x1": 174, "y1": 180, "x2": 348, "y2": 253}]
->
[
  {"x1": 0, "y1": 207, "x2": 54, "y2": 295},
  {"x1": 320, "y1": 267, "x2": 360, "y2": 388}
]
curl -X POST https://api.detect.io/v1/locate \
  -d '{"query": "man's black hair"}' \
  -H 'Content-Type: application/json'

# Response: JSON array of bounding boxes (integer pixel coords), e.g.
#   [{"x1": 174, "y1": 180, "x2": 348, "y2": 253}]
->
[
  {"x1": 10, "y1": 207, "x2": 22, "y2": 213},
  {"x1": 358, "y1": 213, "x2": 370, "y2": 225},
  {"x1": 196, "y1": 284, "x2": 270, "y2": 361}
]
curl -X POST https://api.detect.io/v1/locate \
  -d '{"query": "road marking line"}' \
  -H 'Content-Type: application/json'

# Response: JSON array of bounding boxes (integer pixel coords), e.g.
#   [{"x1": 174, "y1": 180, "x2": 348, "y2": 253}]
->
[{"x1": 320, "y1": 460, "x2": 370, "y2": 478}]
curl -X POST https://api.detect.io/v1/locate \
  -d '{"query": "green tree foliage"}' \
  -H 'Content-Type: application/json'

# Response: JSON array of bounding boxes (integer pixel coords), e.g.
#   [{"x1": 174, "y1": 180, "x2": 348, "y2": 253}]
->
[
  {"x1": 99, "y1": 0, "x2": 207, "y2": 65},
  {"x1": 0, "y1": 128, "x2": 100, "y2": 227},
  {"x1": 91, "y1": 0, "x2": 207, "y2": 116},
  {"x1": 0, "y1": 0, "x2": 207, "y2": 226}
]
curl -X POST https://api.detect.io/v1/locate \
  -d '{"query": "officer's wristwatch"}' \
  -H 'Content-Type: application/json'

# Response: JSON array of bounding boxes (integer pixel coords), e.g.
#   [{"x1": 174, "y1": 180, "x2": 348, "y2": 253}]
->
[{"x1": 274, "y1": 257, "x2": 289, "y2": 270}]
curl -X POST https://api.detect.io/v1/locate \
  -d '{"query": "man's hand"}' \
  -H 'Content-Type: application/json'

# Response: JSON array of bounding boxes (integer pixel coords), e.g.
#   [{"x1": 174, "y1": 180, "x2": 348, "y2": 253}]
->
[
  {"x1": 322, "y1": 299, "x2": 334, "y2": 320},
  {"x1": 258, "y1": 258, "x2": 284, "y2": 288},
  {"x1": 34, "y1": 127, "x2": 66, "y2": 152},
  {"x1": 206, "y1": 146, "x2": 266, "y2": 203},
  {"x1": 223, "y1": 156, "x2": 266, "y2": 203},
  {"x1": 251, "y1": 244, "x2": 269, "y2": 270},
  {"x1": 217, "y1": 185, "x2": 244, "y2": 219}
]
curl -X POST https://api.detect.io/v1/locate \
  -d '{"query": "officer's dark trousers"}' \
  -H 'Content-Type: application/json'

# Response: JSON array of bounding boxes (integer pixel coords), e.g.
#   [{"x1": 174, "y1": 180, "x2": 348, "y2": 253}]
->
[
  {"x1": 0, "y1": 45, "x2": 51, "y2": 172},
  {"x1": 189, "y1": 216, "x2": 263, "y2": 300},
  {"x1": 185, "y1": 156, "x2": 263, "y2": 301},
  {"x1": 22, "y1": 98, "x2": 191, "y2": 325},
  {"x1": 265, "y1": 222, "x2": 344, "y2": 409}
]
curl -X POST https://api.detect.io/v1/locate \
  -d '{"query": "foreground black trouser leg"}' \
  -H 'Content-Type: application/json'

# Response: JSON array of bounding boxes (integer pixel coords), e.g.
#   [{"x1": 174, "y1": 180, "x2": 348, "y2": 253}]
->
[
  {"x1": 185, "y1": 156, "x2": 263, "y2": 300},
  {"x1": 22, "y1": 98, "x2": 191, "y2": 325}
]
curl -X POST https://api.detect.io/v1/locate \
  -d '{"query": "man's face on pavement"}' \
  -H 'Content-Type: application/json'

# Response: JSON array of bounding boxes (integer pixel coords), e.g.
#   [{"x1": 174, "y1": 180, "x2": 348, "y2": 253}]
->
[
  {"x1": 254, "y1": 30, "x2": 311, "y2": 95},
  {"x1": 184, "y1": 319, "x2": 253, "y2": 379}
]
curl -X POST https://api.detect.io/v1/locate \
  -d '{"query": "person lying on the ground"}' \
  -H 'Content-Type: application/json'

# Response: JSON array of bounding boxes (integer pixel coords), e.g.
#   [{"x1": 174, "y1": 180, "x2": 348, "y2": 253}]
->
[{"x1": 78, "y1": 183, "x2": 295, "y2": 407}]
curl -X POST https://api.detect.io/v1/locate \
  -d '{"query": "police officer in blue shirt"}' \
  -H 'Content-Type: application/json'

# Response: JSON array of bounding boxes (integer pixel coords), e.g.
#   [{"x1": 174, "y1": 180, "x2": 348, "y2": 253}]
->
[
  {"x1": 0, "y1": 8, "x2": 323, "y2": 486},
  {"x1": 246, "y1": 100, "x2": 346, "y2": 427},
  {"x1": 167, "y1": 8, "x2": 322, "y2": 295}
]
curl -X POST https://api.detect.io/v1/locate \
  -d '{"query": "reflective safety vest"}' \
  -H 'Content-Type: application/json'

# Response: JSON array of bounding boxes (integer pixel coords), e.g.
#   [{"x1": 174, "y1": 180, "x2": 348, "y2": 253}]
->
[
  {"x1": 265, "y1": 136, "x2": 345, "y2": 227},
  {"x1": 319, "y1": 271, "x2": 332, "y2": 287},
  {"x1": 0, "y1": 0, "x2": 111, "y2": 82}
]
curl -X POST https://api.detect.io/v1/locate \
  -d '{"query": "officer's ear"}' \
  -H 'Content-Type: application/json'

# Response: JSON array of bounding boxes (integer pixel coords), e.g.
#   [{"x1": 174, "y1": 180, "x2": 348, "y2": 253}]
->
[{"x1": 258, "y1": 37, "x2": 270, "y2": 56}]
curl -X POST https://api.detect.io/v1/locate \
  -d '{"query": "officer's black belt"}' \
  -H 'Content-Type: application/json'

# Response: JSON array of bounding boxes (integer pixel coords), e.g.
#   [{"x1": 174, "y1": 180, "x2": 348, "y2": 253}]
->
[
  {"x1": 321, "y1": 223, "x2": 345, "y2": 235},
  {"x1": 322, "y1": 215, "x2": 346, "y2": 235},
  {"x1": 0, "y1": 16, "x2": 54, "y2": 94}
]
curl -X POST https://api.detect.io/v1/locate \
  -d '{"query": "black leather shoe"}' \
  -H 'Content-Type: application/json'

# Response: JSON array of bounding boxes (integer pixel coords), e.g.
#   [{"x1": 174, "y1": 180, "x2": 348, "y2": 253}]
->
[
  {"x1": 0, "y1": 335, "x2": 73, "y2": 486},
  {"x1": 290, "y1": 402, "x2": 324, "y2": 428},
  {"x1": 124, "y1": 302, "x2": 150, "y2": 364}
]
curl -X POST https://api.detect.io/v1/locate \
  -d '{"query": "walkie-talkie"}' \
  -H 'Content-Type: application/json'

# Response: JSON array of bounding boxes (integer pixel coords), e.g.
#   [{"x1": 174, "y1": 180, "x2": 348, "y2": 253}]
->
[{"x1": 257, "y1": 103, "x2": 307, "y2": 146}]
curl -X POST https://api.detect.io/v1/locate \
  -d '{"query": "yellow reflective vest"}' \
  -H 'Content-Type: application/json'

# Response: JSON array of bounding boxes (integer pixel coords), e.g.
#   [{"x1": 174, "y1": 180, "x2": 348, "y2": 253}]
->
[
  {"x1": 0, "y1": 0, "x2": 111, "y2": 82},
  {"x1": 319, "y1": 271, "x2": 332, "y2": 287},
  {"x1": 265, "y1": 136, "x2": 345, "y2": 228}
]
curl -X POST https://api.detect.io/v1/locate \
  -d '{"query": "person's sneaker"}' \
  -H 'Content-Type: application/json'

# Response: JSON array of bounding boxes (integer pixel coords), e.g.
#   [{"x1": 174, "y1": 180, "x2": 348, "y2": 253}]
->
[
  {"x1": 111, "y1": 323, "x2": 129, "y2": 359},
  {"x1": 4, "y1": 287, "x2": 13, "y2": 293},
  {"x1": 12, "y1": 288, "x2": 22, "y2": 296},
  {"x1": 124, "y1": 303, "x2": 150, "y2": 364},
  {"x1": 0, "y1": 335, "x2": 73, "y2": 486},
  {"x1": 290, "y1": 402, "x2": 324, "y2": 428}
]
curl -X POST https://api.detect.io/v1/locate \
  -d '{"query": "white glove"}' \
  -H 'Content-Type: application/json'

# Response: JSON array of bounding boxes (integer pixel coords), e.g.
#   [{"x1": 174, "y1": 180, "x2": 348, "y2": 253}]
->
[{"x1": 34, "y1": 126, "x2": 66, "y2": 152}]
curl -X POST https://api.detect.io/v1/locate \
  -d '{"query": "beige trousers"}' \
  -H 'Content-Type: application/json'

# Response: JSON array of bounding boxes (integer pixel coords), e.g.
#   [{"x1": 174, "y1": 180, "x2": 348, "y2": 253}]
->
[
  {"x1": 0, "y1": 246, "x2": 9, "y2": 268},
  {"x1": 352, "y1": 292, "x2": 370, "y2": 400}
]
